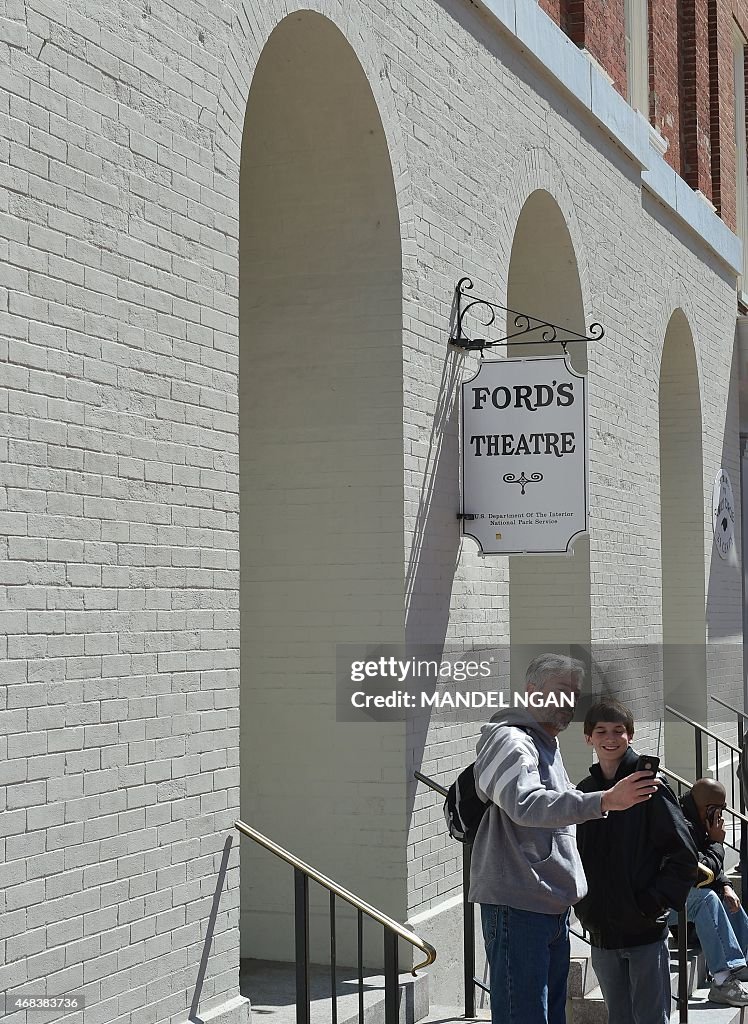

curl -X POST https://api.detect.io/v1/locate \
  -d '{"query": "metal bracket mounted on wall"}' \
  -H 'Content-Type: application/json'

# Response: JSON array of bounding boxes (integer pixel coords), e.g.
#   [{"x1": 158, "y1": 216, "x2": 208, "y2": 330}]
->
[{"x1": 449, "y1": 277, "x2": 605, "y2": 353}]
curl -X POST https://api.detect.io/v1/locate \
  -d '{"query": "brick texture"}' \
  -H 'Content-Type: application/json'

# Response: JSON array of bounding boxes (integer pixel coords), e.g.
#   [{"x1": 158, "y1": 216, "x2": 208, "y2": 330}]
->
[
  {"x1": 542, "y1": 0, "x2": 748, "y2": 229},
  {"x1": 650, "y1": 0, "x2": 681, "y2": 161},
  {"x1": 0, "y1": 0, "x2": 744, "y2": 1019},
  {"x1": 549, "y1": 0, "x2": 627, "y2": 94},
  {"x1": 678, "y1": 0, "x2": 712, "y2": 194}
]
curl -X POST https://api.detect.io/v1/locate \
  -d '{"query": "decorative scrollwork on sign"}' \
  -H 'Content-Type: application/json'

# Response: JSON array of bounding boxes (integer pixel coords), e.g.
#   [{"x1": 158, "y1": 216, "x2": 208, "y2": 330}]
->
[
  {"x1": 450, "y1": 277, "x2": 604, "y2": 352},
  {"x1": 503, "y1": 471, "x2": 544, "y2": 496}
]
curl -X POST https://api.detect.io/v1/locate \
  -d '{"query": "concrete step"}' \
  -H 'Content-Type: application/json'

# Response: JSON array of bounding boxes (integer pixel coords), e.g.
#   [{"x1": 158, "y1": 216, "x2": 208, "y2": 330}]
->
[
  {"x1": 422, "y1": 977, "x2": 744, "y2": 1024},
  {"x1": 668, "y1": 948, "x2": 708, "y2": 996},
  {"x1": 568, "y1": 983, "x2": 610, "y2": 1024},
  {"x1": 568, "y1": 946, "x2": 704, "y2": 1024},
  {"x1": 568, "y1": 956, "x2": 748, "y2": 1024},
  {"x1": 240, "y1": 959, "x2": 429, "y2": 1024},
  {"x1": 568, "y1": 956, "x2": 599, "y2": 998},
  {"x1": 415, "y1": 1007, "x2": 490, "y2": 1024},
  {"x1": 680, "y1": 984, "x2": 748, "y2": 1024}
]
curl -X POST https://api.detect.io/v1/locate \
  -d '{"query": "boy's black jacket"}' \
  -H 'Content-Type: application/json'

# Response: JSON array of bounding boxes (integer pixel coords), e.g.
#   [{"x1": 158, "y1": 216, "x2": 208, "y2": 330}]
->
[
  {"x1": 678, "y1": 791, "x2": 728, "y2": 893},
  {"x1": 576, "y1": 747, "x2": 698, "y2": 949}
]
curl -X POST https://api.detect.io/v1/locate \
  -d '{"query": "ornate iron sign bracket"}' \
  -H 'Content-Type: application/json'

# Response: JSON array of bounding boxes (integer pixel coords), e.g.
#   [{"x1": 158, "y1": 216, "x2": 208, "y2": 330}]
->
[{"x1": 449, "y1": 277, "x2": 604, "y2": 353}]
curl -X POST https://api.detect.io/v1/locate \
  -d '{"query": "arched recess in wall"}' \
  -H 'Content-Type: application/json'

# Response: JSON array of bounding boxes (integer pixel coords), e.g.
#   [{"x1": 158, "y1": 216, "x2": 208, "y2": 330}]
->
[
  {"x1": 239, "y1": 11, "x2": 405, "y2": 966},
  {"x1": 506, "y1": 189, "x2": 591, "y2": 782},
  {"x1": 659, "y1": 309, "x2": 706, "y2": 779}
]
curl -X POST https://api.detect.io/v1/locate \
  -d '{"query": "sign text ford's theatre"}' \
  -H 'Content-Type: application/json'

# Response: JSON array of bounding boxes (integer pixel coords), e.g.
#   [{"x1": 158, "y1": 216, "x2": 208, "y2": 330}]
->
[{"x1": 460, "y1": 356, "x2": 588, "y2": 555}]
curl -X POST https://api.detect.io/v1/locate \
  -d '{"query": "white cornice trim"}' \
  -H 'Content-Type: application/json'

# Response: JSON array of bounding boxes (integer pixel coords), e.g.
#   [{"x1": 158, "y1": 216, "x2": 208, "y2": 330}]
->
[
  {"x1": 648, "y1": 125, "x2": 669, "y2": 156},
  {"x1": 469, "y1": 0, "x2": 742, "y2": 276}
]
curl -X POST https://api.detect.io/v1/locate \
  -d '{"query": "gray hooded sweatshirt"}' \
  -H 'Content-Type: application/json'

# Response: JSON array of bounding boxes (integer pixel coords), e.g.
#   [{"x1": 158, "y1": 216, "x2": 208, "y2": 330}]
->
[{"x1": 468, "y1": 708, "x2": 605, "y2": 914}]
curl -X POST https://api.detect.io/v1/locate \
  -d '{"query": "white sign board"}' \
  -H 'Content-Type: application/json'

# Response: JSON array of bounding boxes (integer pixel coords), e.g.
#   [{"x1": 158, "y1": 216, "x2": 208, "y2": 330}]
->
[
  {"x1": 460, "y1": 356, "x2": 588, "y2": 555},
  {"x1": 712, "y1": 468, "x2": 735, "y2": 560}
]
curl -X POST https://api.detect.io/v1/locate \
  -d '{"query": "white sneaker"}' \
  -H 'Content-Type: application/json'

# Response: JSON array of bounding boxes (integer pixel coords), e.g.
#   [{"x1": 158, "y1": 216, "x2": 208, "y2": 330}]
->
[{"x1": 709, "y1": 978, "x2": 748, "y2": 1006}]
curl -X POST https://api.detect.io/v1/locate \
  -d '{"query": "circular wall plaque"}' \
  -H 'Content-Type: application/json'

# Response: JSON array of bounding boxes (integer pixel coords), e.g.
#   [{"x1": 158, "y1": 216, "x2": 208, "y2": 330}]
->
[{"x1": 712, "y1": 469, "x2": 735, "y2": 560}]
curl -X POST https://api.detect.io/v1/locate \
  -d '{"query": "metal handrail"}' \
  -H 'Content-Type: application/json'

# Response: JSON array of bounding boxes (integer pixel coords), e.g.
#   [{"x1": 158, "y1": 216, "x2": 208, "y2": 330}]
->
[
  {"x1": 414, "y1": 770, "x2": 447, "y2": 797},
  {"x1": 234, "y1": 819, "x2": 436, "y2": 974},
  {"x1": 711, "y1": 694, "x2": 748, "y2": 722},
  {"x1": 710, "y1": 694, "x2": 748, "y2": 902},
  {"x1": 660, "y1": 765, "x2": 694, "y2": 790},
  {"x1": 661, "y1": 767, "x2": 748, "y2": 825},
  {"x1": 664, "y1": 705, "x2": 741, "y2": 754}
]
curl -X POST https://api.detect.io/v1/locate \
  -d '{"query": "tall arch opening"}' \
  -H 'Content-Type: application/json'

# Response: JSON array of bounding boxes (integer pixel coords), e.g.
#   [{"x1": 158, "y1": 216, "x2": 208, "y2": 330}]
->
[
  {"x1": 506, "y1": 190, "x2": 591, "y2": 782},
  {"x1": 239, "y1": 12, "x2": 404, "y2": 966},
  {"x1": 659, "y1": 310, "x2": 706, "y2": 778}
]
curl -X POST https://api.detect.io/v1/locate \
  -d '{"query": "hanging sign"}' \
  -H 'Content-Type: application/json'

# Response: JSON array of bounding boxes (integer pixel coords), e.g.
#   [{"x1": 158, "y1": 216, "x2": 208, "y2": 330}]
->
[
  {"x1": 460, "y1": 356, "x2": 588, "y2": 555},
  {"x1": 712, "y1": 469, "x2": 735, "y2": 560}
]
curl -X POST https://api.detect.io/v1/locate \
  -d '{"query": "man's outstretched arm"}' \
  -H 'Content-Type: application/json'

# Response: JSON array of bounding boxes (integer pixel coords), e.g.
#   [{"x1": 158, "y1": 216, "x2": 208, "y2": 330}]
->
[{"x1": 475, "y1": 729, "x2": 657, "y2": 827}]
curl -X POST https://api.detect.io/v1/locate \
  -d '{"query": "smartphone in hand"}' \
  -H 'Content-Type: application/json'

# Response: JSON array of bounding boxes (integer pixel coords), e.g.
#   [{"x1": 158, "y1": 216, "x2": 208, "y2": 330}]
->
[
  {"x1": 635, "y1": 754, "x2": 660, "y2": 777},
  {"x1": 705, "y1": 804, "x2": 726, "y2": 828}
]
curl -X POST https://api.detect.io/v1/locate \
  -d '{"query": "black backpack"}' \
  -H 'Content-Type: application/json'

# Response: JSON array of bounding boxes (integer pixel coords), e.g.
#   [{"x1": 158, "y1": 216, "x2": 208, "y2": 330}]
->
[
  {"x1": 443, "y1": 726, "x2": 529, "y2": 843},
  {"x1": 444, "y1": 762, "x2": 488, "y2": 844}
]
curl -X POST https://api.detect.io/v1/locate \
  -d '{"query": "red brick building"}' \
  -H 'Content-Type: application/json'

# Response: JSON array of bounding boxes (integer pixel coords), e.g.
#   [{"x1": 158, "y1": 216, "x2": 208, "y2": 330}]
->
[{"x1": 540, "y1": 0, "x2": 748, "y2": 246}]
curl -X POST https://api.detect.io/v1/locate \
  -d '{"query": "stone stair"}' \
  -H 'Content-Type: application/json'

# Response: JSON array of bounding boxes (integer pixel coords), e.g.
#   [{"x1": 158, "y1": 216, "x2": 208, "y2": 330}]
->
[
  {"x1": 242, "y1": 889, "x2": 748, "y2": 1024},
  {"x1": 240, "y1": 959, "x2": 429, "y2": 1024},
  {"x1": 567, "y1": 930, "x2": 747, "y2": 1024},
  {"x1": 413, "y1": 1008, "x2": 489, "y2": 1023},
  {"x1": 241, "y1": 945, "x2": 748, "y2": 1024}
]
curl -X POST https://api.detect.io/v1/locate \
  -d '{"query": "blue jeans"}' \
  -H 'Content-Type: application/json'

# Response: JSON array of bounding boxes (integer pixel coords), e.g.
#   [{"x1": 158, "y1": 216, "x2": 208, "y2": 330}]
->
[
  {"x1": 480, "y1": 903, "x2": 570, "y2": 1024},
  {"x1": 685, "y1": 887, "x2": 748, "y2": 975},
  {"x1": 591, "y1": 940, "x2": 671, "y2": 1024}
]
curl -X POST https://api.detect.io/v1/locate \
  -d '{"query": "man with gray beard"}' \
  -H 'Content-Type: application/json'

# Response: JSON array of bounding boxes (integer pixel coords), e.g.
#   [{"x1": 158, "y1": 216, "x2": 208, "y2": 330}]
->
[{"x1": 469, "y1": 654, "x2": 659, "y2": 1024}]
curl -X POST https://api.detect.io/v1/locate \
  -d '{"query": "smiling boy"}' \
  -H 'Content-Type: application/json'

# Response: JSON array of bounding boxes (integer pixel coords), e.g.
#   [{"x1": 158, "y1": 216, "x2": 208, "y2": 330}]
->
[{"x1": 575, "y1": 699, "x2": 697, "y2": 1024}]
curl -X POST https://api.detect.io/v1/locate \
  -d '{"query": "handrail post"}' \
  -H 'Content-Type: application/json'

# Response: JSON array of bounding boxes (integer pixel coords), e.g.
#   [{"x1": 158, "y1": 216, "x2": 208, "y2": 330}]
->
[
  {"x1": 295, "y1": 868, "x2": 311, "y2": 1024},
  {"x1": 695, "y1": 727, "x2": 703, "y2": 781},
  {"x1": 330, "y1": 892, "x2": 338, "y2": 1024},
  {"x1": 463, "y1": 844, "x2": 476, "y2": 1017},
  {"x1": 358, "y1": 911, "x2": 364, "y2": 1024},
  {"x1": 739, "y1": 715, "x2": 747, "y2": 902},
  {"x1": 384, "y1": 929, "x2": 399, "y2": 1024},
  {"x1": 677, "y1": 906, "x2": 688, "y2": 1023}
]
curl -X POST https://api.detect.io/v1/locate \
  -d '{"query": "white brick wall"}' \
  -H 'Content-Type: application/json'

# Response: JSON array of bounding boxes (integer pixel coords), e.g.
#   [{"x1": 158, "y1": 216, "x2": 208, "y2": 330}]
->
[{"x1": 0, "y1": 0, "x2": 743, "y2": 1016}]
